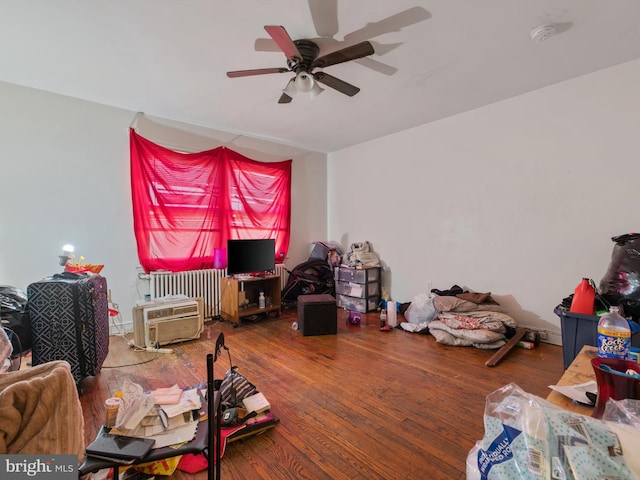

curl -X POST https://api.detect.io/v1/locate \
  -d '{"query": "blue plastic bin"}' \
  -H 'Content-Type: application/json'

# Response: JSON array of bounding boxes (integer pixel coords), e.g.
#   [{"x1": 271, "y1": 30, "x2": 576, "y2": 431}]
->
[
  {"x1": 555, "y1": 305, "x2": 640, "y2": 369},
  {"x1": 554, "y1": 306, "x2": 598, "y2": 369}
]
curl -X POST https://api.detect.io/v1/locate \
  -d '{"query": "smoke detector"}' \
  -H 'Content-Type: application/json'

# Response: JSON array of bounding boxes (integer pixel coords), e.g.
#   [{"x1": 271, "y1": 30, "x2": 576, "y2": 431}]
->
[{"x1": 530, "y1": 23, "x2": 557, "y2": 43}]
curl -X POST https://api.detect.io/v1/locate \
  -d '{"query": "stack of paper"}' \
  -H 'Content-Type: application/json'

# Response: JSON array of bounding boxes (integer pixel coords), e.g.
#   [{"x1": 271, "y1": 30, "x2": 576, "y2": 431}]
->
[{"x1": 106, "y1": 380, "x2": 203, "y2": 450}]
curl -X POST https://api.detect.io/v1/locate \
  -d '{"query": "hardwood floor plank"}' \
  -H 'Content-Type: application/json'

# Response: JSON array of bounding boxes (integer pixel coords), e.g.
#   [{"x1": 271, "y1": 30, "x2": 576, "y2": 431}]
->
[{"x1": 79, "y1": 308, "x2": 564, "y2": 479}]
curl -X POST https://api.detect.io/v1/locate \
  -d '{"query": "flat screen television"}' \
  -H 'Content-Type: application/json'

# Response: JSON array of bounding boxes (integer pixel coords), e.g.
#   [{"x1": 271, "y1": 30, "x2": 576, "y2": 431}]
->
[{"x1": 226, "y1": 239, "x2": 276, "y2": 276}]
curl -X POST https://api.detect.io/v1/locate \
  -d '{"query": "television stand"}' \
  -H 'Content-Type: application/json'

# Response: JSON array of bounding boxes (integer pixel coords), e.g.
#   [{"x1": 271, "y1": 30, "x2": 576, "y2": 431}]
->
[
  {"x1": 233, "y1": 274, "x2": 254, "y2": 281},
  {"x1": 220, "y1": 275, "x2": 281, "y2": 325}
]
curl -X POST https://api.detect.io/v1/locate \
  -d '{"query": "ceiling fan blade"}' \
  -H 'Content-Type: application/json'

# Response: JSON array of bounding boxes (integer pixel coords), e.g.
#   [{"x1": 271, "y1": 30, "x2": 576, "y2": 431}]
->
[
  {"x1": 264, "y1": 25, "x2": 302, "y2": 60},
  {"x1": 254, "y1": 37, "x2": 280, "y2": 52},
  {"x1": 308, "y1": 0, "x2": 338, "y2": 38},
  {"x1": 226, "y1": 67, "x2": 289, "y2": 78},
  {"x1": 312, "y1": 41, "x2": 375, "y2": 69},
  {"x1": 278, "y1": 93, "x2": 293, "y2": 104},
  {"x1": 312, "y1": 72, "x2": 360, "y2": 97}
]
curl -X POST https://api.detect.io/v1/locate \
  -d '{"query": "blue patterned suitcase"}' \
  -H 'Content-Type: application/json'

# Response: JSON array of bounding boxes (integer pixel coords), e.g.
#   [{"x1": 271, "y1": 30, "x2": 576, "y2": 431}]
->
[{"x1": 27, "y1": 273, "x2": 109, "y2": 386}]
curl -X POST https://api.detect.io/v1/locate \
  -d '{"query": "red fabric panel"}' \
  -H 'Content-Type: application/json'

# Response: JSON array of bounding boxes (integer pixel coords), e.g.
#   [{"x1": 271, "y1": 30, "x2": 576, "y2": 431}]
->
[{"x1": 130, "y1": 129, "x2": 291, "y2": 273}]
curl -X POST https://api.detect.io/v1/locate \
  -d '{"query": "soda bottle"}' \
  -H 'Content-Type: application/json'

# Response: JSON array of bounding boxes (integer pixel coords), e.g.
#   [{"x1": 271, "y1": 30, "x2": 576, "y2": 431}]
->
[
  {"x1": 380, "y1": 309, "x2": 387, "y2": 328},
  {"x1": 597, "y1": 306, "x2": 631, "y2": 359}
]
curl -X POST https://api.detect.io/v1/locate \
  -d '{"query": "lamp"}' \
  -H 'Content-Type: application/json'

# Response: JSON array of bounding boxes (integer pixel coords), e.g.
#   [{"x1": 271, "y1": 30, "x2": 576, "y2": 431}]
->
[
  {"x1": 59, "y1": 244, "x2": 75, "y2": 266},
  {"x1": 309, "y1": 81, "x2": 324, "y2": 99},
  {"x1": 283, "y1": 71, "x2": 324, "y2": 100},
  {"x1": 283, "y1": 78, "x2": 297, "y2": 98},
  {"x1": 294, "y1": 71, "x2": 314, "y2": 92}
]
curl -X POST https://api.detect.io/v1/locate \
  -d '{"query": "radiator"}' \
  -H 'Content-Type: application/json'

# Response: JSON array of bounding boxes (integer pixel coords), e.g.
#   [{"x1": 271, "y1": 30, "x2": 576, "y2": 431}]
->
[{"x1": 150, "y1": 265, "x2": 288, "y2": 319}]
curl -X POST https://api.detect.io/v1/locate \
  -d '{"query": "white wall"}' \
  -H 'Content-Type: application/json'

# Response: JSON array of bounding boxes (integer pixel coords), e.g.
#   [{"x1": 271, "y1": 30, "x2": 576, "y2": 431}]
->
[
  {"x1": 328, "y1": 59, "x2": 640, "y2": 335},
  {"x1": 0, "y1": 81, "x2": 327, "y2": 328},
  {"x1": 4, "y1": 58, "x2": 639, "y2": 339}
]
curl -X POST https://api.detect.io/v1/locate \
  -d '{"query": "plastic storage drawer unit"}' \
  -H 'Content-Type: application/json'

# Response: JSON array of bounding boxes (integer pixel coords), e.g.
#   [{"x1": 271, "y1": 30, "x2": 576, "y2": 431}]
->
[
  {"x1": 336, "y1": 267, "x2": 380, "y2": 283},
  {"x1": 334, "y1": 266, "x2": 381, "y2": 313},
  {"x1": 335, "y1": 281, "x2": 380, "y2": 298},
  {"x1": 337, "y1": 294, "x2": 379, "y2": 313}
]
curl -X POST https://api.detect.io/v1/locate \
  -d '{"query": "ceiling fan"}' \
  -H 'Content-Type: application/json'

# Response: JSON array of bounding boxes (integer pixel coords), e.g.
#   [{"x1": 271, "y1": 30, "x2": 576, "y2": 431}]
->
[{"x1": 226, "y1": 25, "x2": 374, "y2": 104}]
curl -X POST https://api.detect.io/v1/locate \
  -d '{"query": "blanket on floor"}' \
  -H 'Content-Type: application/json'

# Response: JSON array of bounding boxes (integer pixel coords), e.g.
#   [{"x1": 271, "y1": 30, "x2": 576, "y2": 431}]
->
[
  {"x1": 402, "y1": 294, "x2": 517, "y2": 349},
  {"x1": 0, "y1": 360, "x2": 85, "y2": 461}
]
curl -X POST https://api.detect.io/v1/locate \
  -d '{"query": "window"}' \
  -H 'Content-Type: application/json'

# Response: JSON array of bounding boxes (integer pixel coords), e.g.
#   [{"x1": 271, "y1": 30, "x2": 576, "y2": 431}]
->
[{"x1": 130, "y1": 129, "x2": 291, "y2": 273}]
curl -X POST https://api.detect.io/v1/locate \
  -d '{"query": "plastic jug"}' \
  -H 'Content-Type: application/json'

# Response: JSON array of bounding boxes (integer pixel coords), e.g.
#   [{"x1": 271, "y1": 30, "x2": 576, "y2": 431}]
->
[
  {"x1": 597, "y1": 306, "x2": 631, "y2": 360},
  {"x1": 386, "y1": 301, "x2": 397, "y2": 328},
  {"x1": 569, "y1": 278, "x2": 596, "y2": 315}
]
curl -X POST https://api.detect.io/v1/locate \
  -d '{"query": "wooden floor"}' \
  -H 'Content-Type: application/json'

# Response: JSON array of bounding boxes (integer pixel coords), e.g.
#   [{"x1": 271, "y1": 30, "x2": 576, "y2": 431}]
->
[{"x1": 79, "y1": 308, "x2": 564, "y2": 480}]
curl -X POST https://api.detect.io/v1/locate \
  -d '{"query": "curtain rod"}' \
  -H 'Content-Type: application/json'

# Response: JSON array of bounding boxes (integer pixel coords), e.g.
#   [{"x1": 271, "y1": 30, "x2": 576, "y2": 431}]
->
[
  {"x1": 130, "y1": 111, "x2": 141, "y2": 129},
  {"x1": 129, "y1": 112, "x2": 242, "y2": 152}
]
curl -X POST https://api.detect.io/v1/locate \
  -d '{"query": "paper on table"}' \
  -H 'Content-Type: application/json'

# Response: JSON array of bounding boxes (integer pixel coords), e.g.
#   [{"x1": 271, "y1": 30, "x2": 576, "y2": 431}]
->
[
  {"x1": 112, "y1": 419, "x2": 198, "y2": 449},
  {"x1": 548, "y1": 381, "x2": 597, "y2": 404},
  {"x1": 115, "y1": 379, "x2": 159, "y2": 430},
  {"x1": 161, "y1": 388, "x2": 202, "y2": 418},
  {"x1": 149, "y1": 384, "x2": 183, "y2": 405},
  {"x1": 147, "y1": 421, "x2": 198, "y2": 449}
]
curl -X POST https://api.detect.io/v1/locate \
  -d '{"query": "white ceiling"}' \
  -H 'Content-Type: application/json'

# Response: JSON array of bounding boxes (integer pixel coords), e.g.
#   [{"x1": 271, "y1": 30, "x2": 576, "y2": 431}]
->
[{"x1": 2, "y1": 1, "x2": 640, "y2": 153}]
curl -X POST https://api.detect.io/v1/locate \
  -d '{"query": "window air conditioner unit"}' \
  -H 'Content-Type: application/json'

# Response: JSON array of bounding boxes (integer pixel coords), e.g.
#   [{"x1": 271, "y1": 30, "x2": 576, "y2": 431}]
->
[{"x1": 133, "y1": 298, "x2": 203, "y2": 349}]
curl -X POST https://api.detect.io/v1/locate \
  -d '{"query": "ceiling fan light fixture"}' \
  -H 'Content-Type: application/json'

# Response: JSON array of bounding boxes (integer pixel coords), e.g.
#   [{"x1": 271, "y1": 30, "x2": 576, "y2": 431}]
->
[
  {"x1": 309, "y1": 81, "x2": 324, "y2": 99},
  {"x1": 283, "y1": 78, "x2": 297, "y2": 97},
  {"x1": 294, "y1": 71, "x2": 315, "y2": 92}
]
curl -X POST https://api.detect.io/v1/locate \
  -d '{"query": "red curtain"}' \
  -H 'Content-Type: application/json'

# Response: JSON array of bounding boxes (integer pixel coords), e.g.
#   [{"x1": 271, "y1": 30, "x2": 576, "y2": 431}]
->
[{"x1": 130, "y1": 129, "x2": 291, "y2": 273}]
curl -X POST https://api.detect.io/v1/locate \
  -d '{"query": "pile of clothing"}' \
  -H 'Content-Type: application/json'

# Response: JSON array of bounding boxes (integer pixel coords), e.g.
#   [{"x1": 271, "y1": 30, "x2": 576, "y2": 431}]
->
[{"x1": 401, "y1": 285, "x2": 516, "y2": 349}]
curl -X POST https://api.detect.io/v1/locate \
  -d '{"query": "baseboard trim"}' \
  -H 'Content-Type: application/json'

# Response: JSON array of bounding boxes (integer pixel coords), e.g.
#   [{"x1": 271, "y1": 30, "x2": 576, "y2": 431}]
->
[{"x1": 523, "y1": 327, "x2": 563, "y2": 346}]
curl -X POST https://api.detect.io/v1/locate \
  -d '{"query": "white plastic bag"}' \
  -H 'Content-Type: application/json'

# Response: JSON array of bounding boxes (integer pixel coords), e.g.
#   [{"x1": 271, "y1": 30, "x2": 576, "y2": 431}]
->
[
  {"x1": 602, "y1": 398, "x2": 640, "y2": 427},
  {"x1": 466, "y1": 383, "x2": 639, "y2": 479},
  {"x1": 404, "y1": 292, "x2": 437, "y2": 325}
]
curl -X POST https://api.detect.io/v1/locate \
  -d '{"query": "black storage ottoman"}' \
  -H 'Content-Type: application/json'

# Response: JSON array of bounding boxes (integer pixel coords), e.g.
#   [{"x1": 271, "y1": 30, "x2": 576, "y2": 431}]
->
[{"x1": 297, "y1": 294, "x2": 337, "y2": 336}]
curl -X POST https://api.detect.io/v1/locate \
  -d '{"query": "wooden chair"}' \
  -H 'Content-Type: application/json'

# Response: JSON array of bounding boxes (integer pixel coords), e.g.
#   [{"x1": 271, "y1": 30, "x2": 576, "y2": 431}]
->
[{"x1": 78, "y1": 333, "x2": 225, "y2": 479}]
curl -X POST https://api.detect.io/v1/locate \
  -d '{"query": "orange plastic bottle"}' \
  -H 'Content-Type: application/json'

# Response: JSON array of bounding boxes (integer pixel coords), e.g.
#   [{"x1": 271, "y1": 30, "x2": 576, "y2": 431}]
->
[{"x1": 569, "y1": 278, "x2": 596, "y2": 315}]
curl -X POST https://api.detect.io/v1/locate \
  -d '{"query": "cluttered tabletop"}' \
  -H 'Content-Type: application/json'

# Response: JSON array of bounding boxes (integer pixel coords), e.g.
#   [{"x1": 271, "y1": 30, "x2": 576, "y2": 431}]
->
[{"x1": 546, "y1": 345, "x2": 598, "y2": 415}]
